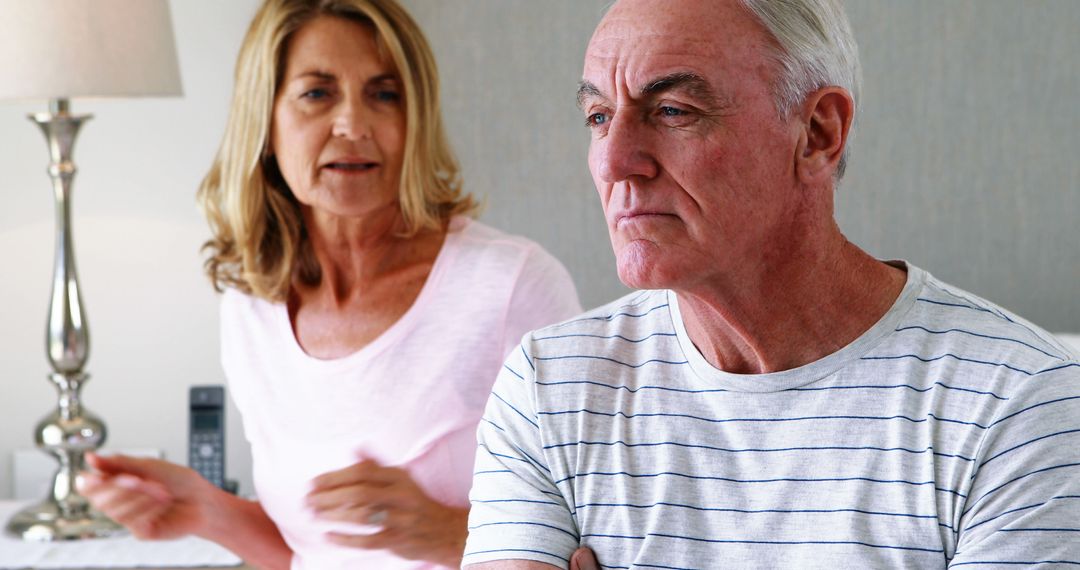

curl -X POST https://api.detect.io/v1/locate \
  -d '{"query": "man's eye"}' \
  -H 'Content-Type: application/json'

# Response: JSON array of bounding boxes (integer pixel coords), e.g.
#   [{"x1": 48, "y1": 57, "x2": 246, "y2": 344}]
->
[
  {"x1": 585, "y1": 112, "x2": 608, "y2": 128},
  {"x1": 660, "y1": 106, "x2": 685, "y2": 117}
]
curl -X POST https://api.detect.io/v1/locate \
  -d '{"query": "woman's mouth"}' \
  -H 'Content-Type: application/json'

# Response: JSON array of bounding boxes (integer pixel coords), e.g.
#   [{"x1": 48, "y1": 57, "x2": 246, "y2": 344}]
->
[{"x1": 324, "y1": 161, "x2": 378, "y2": 172}]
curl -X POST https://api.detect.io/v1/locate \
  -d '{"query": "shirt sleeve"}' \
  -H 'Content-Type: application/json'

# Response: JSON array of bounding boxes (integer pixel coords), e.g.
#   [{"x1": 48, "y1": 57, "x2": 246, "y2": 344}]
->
[
  {"x1": 217, "y1": 289, "x2": 259, "y2": 446},
  {"x1": 463, "y1": 340, "x2": 580, "y2": 568},
  {"x1": 499, "y1": 245, "x2": 583, "y2": 360},
  {"x1": 949, "y1": 361, "x2": 1080, "y2": 566}
]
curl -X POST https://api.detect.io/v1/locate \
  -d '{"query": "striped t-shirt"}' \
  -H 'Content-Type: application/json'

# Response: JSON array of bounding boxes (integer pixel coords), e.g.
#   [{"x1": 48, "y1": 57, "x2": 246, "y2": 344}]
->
[{"x1": 464, "y1": 263, "x2": 1080, "y2": 569}]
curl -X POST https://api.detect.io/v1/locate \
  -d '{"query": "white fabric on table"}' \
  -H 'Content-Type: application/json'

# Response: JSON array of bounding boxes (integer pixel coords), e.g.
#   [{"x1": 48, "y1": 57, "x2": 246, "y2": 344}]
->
[{"x1": 0, "y1": 501, "x2": 242, "y2": 569}]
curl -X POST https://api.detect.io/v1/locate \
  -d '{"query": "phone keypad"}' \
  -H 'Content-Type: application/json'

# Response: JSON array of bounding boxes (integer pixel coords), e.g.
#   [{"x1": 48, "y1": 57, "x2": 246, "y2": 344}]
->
[{"x1": 190, "y1": 432, "x2": 225, "y2": 488}]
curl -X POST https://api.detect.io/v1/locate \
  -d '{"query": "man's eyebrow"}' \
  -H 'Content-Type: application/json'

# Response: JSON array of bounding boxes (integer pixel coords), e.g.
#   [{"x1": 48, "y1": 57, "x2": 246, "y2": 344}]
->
[
  {"x1": 576, "y1": 73, "x2": 725, "y2": 110},
  {"x1": 641, "y1": 72, "x2": 719, "y2": 104},
  {"x1": 576, "y1": 80, "x2": 604, "y2": 110}
]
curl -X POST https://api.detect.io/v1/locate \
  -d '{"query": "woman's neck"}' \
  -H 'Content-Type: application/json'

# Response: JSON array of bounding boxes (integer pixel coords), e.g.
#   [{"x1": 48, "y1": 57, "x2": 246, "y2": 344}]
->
[
  {"x1": 300, "y1": 204, "x2": 431, "y2": 303},
  {"x1": 287, "y1": 209, "x2": 450, "y2": 359}
]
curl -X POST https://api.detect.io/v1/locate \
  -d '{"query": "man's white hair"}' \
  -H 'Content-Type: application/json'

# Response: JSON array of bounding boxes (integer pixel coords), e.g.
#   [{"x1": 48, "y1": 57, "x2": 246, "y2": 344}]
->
[{"x1": 739, "y1": 0, "x2": 861, "y2": 179}]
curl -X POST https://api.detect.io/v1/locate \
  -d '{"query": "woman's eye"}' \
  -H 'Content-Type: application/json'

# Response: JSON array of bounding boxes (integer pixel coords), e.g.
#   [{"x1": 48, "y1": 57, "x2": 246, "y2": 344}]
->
[
  {"x1": 301, "y1": 88, "x2": 329, "y2": 100},
  {"x1": 374, "y1": 90, "x2": 401, "y2": 103}
]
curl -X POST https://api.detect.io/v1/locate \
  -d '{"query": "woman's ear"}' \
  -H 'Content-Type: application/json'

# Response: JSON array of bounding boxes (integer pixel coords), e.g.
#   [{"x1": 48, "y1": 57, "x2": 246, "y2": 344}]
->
[{"x1": 794, "y1": 86, "x2": 854, "y2": 186}]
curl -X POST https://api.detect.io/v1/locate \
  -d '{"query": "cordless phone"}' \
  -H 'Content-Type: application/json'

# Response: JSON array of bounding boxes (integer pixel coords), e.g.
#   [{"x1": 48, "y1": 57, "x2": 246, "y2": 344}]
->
[{"x1": 189, "y1": 385, "x2": 226, "y2": 489}]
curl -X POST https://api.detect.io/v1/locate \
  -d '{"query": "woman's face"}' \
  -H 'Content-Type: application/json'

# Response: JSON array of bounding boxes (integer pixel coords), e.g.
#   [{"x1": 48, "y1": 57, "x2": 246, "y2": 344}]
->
[{"x1": 271, "y1": 16, "x2": 406, "y2": 221}]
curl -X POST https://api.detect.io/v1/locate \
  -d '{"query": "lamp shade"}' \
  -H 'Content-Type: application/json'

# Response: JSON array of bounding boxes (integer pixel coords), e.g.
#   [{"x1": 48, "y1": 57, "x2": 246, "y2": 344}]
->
[{"x1": 0, "y1": 0, "x2": 182, "y2": 100}]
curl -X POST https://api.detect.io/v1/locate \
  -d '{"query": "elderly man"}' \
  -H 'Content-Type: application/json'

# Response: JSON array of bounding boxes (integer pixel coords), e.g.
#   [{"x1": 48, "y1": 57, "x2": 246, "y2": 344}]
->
[{"x1": 463, "y1": 0, "x2": 1080, "y2": 568}]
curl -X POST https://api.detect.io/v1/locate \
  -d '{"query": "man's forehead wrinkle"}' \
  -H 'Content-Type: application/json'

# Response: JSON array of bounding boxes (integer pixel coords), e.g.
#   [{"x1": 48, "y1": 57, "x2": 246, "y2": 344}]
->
[
  {"x1": 587, "y1": 32, "x2": 720, "y2": 61},
  {"x1": 582, "y1": 2, "x2": 768, "y2": 111},
  {"x1": 587, "y1": 0, "x2": 775, "y2": 73},
  {"x1": 583, "y1": 53, "x2": 735, "y2": 108}
]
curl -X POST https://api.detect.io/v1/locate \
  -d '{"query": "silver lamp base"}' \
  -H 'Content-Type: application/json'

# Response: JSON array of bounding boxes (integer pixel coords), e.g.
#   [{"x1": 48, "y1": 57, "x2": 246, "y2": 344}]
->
[
  {"x1": 4, "y1": 372, "x2": 126, "y2": 541},
  {"x1": 6, "y1": 500, "x2": 123, "y2": 542},
  {"x1": 4, "y1": 99, "x2": 124, "y2": 541}
]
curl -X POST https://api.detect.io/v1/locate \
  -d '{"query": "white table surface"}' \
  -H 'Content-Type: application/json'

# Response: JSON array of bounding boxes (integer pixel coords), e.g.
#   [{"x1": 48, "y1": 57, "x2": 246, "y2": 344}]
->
[{"x1": 0, "y1": 501, "x2": 250, "y2": 570}]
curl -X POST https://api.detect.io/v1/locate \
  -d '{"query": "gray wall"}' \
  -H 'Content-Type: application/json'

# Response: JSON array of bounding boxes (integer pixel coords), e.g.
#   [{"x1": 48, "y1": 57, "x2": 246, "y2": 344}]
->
[
  {"x1": 840, "y1": 1, "x2": 1080, "y2": 331},
  {"x1": 407, "y1": 0, "x2": 1080, "y2": 327},
  {"x1": 400, "y1": 0, "x2": 624, "y2": 310},
  {"x1": 0, "y1": 1, "x2": 1077, "y2": 500}
]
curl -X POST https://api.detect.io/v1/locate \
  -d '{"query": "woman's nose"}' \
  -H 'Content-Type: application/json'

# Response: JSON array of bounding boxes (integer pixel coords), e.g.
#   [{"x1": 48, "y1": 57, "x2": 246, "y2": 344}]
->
[{"x1": 331, "y1": 95, "x2": 372, "y2": 140}]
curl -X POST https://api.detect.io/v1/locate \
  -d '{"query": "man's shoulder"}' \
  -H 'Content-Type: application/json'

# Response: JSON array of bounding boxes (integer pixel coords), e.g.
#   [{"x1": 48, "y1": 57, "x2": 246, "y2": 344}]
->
[
  {"x1": 892, "y1": 272, "x2": 1079, "y2": 388},
  {"x1": 527, "y1": 289, "x2": 670, "y2": 336},
  {"x1": 517, "y1": 289, "x2": 680, "y2": 370}
]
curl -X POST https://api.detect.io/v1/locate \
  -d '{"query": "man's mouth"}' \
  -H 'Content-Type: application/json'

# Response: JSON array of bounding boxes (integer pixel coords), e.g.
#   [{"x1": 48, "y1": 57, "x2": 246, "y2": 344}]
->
[{"x1": 616, "y1": 211, "x2": 671, "y2": 227}]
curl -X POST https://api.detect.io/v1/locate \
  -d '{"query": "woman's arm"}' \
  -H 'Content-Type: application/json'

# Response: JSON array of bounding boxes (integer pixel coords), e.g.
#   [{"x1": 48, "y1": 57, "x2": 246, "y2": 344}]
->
[
  {"x1": 78, "y1": 453, "x2": 292, "y2": 570},
  {"x1": 199, "y1": 492, "x2": 293, "y2": 570}
]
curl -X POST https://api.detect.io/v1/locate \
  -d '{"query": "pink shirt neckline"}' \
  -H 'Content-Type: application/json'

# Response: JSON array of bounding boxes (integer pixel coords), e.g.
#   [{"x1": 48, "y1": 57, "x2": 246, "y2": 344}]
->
[{"x1": 275, "y1": 216, "x2": 469, "y2": 370}]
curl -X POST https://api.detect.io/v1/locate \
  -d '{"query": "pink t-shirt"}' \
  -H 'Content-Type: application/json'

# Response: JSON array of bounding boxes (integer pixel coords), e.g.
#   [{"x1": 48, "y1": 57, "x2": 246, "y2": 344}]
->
[{"x1": 219, "y1": 217, "x2": 582, "y2": 570}]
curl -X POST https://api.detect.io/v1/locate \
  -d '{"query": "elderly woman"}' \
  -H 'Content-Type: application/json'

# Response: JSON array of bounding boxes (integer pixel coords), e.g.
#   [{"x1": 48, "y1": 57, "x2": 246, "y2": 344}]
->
[{"x1": 76, "y1": 1, "x2": 580, "y2": 568}]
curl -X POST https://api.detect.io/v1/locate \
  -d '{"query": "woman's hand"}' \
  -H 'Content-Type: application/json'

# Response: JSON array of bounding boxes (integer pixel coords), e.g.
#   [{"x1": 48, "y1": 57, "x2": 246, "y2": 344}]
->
[
  {"x1": 79, "y1": 452, "x2": 293, "y2": 570},
  {"x1": 306, "y1": 458, "x2": 469, "y2": 567},
  {"x1": 76, "y1": 452, "x2": 219, "y2": 540}
]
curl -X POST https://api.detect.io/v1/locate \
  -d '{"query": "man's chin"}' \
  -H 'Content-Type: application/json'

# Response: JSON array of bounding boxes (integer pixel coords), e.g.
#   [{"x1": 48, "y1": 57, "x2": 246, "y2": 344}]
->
[{"x1": 616, "y1": 243, "x2": 671, "y2": 290}]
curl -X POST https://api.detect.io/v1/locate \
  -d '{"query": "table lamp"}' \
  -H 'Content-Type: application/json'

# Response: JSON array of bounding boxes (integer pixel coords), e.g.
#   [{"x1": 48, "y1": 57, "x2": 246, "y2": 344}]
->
[{"x1": 0, "y1": 0, "x2": 182, "y2": 541}]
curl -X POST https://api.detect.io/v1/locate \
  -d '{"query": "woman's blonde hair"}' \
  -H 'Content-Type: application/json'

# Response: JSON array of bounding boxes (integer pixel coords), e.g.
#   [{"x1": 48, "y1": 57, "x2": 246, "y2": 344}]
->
[{"x1": 198, "y1": 0, "x2": 477, "y2": 301}]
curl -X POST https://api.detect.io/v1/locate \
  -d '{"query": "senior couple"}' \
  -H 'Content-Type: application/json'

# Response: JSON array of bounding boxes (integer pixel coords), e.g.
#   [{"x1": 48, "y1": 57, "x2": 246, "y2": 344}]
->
[{"x1": 77, "y1": 0, "x2": 1080, "y2": 568}]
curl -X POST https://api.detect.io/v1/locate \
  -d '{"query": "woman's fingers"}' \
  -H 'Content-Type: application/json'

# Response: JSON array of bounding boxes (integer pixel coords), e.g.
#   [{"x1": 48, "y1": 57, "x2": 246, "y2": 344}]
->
[
  {"x1": 75, "y1": 470, "x2": 107, "y2": 494},
  {"x1": 76, "y1": 459, "x2": 208, "y2": 542},
  {"x1": 309, "y1": 459, "x2": 378, "y2": 489},
  {"x1": 310, "y1": 458, "x2": 407, "y2": 491},
  {"x1": 105, "y1": 491, "x2": 170, "y2": 527},
  {"x1": 84, "y1": 452, "x2": 111, "y2": 473},
  {"x1": 83, "y1": 485, "x2": 141, "y2": 518},
  {"x1": 306, "y1": 481, "x2": 411, "y2": 512},
  {"x1": 307, "y1": 459, "x2": 418, "y2": 527},
  {"x1": 78, "y1": 472, "x2": 173, "y2": 523},
  {"x1": 307, "y1": 459, "x2": 471, "y2": 563},
  {"x1": 315, "y1": 503, "x2": 391, "y2": 526},
  {"x1": 306, "y1": 483, "x2": 375, "y2": 512},
  {"x1": 113, "y1": 473, "x2": 173, "y2": 502},
  {"x1": 325, "y1": 529, "x2": 400, "y2": 550},
  {"x1": 85, "y1": 453, "x2": 160, "y2": 480}
]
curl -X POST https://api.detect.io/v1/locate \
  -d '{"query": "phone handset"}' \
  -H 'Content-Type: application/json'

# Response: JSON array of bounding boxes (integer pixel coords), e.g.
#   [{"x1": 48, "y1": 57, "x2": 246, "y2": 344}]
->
[{"x1": 189, "y1": 385, "x2": 227, "y2": 490}]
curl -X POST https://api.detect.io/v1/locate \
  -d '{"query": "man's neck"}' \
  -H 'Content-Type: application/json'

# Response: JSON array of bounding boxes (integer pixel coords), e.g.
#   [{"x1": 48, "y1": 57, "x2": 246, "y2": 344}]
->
[{"x1": 676, "y1": 237, "x2": 907, "y2": 375}]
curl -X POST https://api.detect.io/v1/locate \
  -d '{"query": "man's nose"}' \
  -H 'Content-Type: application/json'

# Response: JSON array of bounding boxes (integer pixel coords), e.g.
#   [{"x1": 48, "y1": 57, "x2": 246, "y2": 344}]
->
[
  {"x1": 592, "y1": 111, "x2": 658, "y2": 183},
  {"x1": 331, "y1": 94, "x2": 372, "y2": 140}
]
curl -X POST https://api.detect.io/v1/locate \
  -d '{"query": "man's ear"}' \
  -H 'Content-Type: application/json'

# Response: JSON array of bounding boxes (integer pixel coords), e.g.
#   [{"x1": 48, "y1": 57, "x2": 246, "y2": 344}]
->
[{"x1": 794, "y1": 87, "x2": 854, "y2": 185}]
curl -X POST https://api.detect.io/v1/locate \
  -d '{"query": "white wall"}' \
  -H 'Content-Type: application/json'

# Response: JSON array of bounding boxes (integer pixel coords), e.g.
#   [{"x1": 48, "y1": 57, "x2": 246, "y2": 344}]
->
[
  {"x1": 0, "y1": 0, "x2": 263, "y2": 499},
  {"x1": 1, "y1": 0, "x2": 1079, "y2": 501}
]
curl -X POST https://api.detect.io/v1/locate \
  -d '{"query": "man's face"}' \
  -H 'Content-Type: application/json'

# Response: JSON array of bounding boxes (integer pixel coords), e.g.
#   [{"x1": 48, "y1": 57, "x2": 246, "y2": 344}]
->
[{"x1": 580, "y1": 0, "x2": 805, "y2": 291}]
